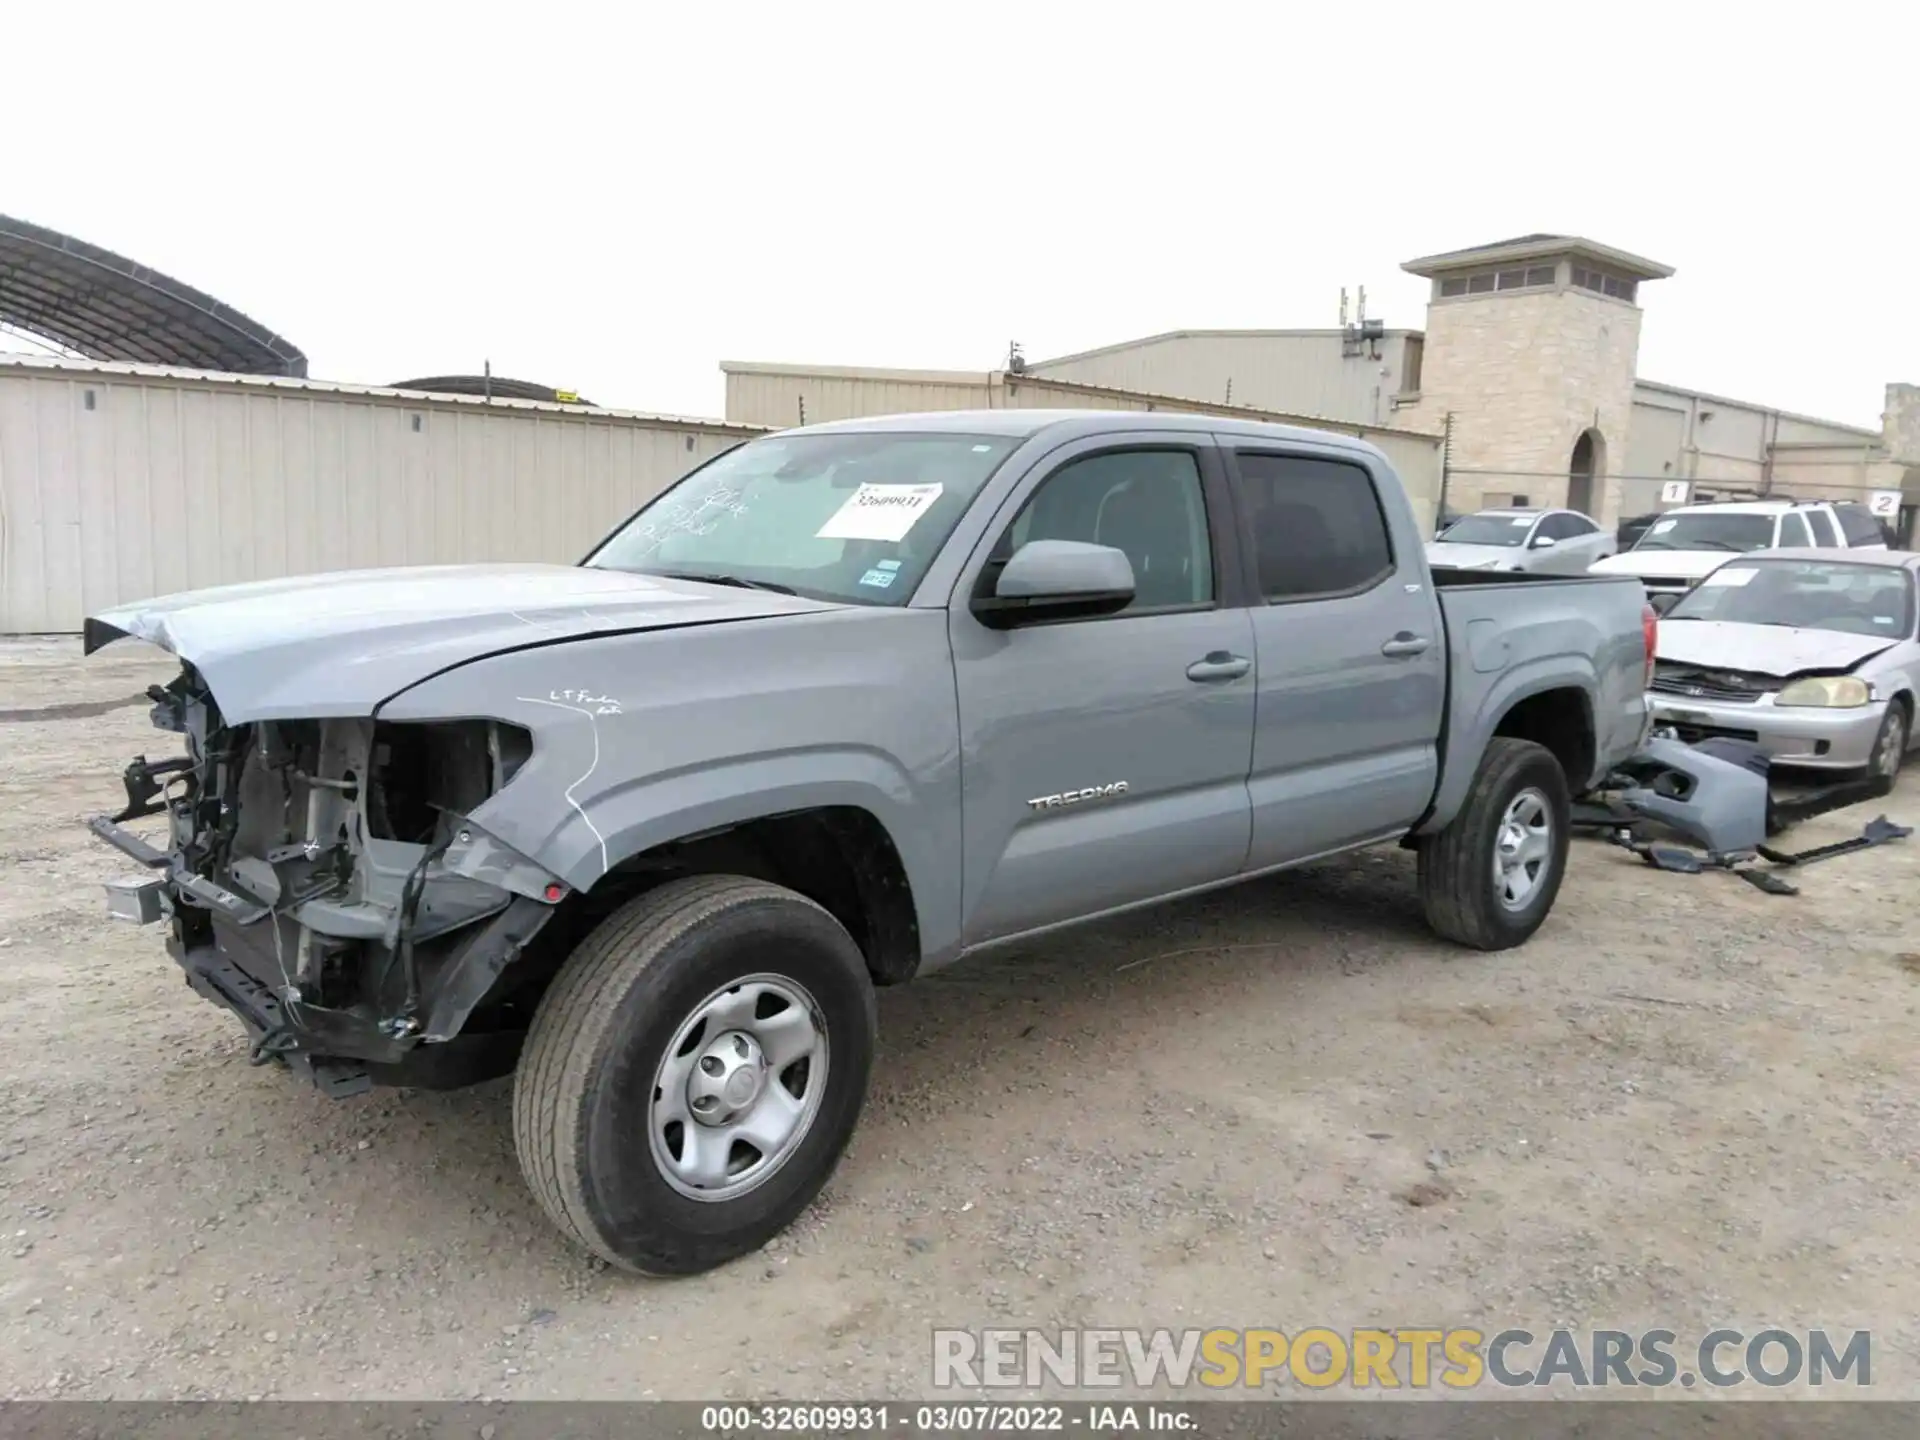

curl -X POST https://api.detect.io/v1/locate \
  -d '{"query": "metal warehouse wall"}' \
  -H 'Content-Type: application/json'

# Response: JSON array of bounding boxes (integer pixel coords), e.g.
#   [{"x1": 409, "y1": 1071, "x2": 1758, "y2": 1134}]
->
[
  {"x1": 1029, "y1": 331, "x2": 1424, "y2": 429},
  {"x1": 724, "y1": 364, "x2": 995, "y2": 428},
  {"x1": 0, "y1": 360, "x2": 762, "y2": 633},
  {"x1": 724, "y1": 363, "x2": 1445, "y2": 525}
]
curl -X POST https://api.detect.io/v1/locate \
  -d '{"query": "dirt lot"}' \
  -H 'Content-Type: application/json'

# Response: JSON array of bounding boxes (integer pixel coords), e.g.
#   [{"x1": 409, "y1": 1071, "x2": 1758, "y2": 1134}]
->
[{"x1": 3, "y1": 636, "x2": 1918, "y2": 1403}]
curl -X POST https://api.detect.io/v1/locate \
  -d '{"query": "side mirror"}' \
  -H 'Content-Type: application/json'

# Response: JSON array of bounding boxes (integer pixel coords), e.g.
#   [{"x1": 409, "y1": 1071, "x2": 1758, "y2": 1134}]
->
[
  {"x1": 972, "y1": 540, "x2": 1135, "y2": 629},
  {"x1": 1530, "y1": 534, "x2": 1559, "y2": 550}
]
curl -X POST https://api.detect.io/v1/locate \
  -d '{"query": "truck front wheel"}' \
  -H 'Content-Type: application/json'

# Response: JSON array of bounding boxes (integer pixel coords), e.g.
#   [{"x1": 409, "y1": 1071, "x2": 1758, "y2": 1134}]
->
[
  {"x1": 512, "y1": 875, "x2": 877, "y2": 1275},
  {"x1": 1417, "y1": 737, "x2": 1571, "y2": 950}
]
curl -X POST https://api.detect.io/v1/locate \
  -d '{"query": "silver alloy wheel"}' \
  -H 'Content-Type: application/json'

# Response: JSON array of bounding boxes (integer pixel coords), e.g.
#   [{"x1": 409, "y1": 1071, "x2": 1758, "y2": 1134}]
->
[
  {"x1": 648, "y1": 974, "x2": 829, "y2": 1203},
  {"x1": 1875, "y1": 709, "x2": 1908, "y2": 779},
  {"x1": 1492, "y1": 787, "x2": 1553, "y2": 912}
]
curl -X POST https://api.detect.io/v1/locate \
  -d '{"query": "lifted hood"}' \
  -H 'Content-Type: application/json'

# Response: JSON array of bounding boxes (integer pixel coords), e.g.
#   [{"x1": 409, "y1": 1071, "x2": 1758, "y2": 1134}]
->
[
  {"x1": 85, "y1": 563, "x2": 840, "y2": 722},
  {"x1": 1588, "y1": 550, "x2": 1744, "y2": 581},
  {"x1": 1656, "y1": 619, "x2": 1895, "y2": 678}
]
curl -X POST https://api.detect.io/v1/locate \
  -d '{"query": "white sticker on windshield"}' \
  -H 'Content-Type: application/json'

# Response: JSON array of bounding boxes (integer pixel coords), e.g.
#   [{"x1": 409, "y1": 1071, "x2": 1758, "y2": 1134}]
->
[
  {"x1": 1875, "y1": 616, "x2": 1894, "y2": 625},
  {"x1": 815, "y1": 483, "x2": 945, "y2": 541},
  {"x1": 1512, "y1": 517, "x2": 1532, "y2": 526},
  {"x1": 1703, "y1": 567, "x2": 1758, "y2": 587},
  {"x1": 1652, "y1": 519, "x2": 1678, "y2": 534}
]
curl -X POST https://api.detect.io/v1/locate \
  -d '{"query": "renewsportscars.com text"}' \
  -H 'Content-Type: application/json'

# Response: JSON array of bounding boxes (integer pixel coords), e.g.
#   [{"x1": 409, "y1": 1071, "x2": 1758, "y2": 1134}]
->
[{"x1": 932, "y1": 1327, "x2": 1872, "y2": 1391}]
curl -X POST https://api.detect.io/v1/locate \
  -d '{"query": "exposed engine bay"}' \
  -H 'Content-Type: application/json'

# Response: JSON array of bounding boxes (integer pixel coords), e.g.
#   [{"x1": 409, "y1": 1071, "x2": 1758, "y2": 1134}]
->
[{"x1": 90, "y1": 664, "x2": 567, "y2": 1096}]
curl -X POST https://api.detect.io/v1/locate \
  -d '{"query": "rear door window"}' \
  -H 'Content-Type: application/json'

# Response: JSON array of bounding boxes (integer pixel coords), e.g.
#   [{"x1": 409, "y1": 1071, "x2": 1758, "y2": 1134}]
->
[
  {"x1": 1537, "y1": 512, "x2": 1584, "y2": 541},
  {"x1": 1233, "y1": 453, "x2": 1395, "y2": 601}
]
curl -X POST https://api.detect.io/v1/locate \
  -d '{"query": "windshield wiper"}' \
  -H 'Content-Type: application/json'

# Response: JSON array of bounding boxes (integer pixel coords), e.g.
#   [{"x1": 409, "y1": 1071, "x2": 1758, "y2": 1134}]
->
[{"x1": 654, "y1": 570, "x2": 798, "y2": 596}]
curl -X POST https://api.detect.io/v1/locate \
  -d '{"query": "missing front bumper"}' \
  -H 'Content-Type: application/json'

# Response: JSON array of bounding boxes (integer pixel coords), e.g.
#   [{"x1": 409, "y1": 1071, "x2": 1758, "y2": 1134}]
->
[
  {"x1": 169, "y1": 922, "x2": 533, "y2": 1097},
  {"x1": 92, "y1": 808, "x2": 557, "y2": 1096}
]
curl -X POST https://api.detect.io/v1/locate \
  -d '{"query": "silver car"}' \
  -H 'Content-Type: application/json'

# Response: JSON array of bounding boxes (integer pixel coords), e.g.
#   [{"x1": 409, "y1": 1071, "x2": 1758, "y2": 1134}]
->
[
  {"x1": 1427, "y1": 507, "x2": 1616, "y2": 575},
  {"x1": 1648, "y1": 548, "x2": 1920, "y2": 777}
]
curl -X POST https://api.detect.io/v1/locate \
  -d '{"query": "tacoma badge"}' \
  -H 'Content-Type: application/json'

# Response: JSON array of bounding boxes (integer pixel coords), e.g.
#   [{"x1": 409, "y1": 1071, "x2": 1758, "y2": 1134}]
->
[{"x1": 1027, "y1": 782, "x2": 1130, "y2": 811}]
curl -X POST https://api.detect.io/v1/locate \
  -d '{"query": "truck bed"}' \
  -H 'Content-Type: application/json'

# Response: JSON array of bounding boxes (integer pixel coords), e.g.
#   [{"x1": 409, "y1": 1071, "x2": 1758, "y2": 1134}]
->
[{"x1": 1420, "y1": 569, "x2": 1651, "y2": 830}]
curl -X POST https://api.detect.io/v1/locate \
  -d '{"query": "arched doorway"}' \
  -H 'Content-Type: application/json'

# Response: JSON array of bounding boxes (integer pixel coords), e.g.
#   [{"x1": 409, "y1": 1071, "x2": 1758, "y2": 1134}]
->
[{"x1": 1568, "y1": 429, "x2": 1605, "y2": 516}]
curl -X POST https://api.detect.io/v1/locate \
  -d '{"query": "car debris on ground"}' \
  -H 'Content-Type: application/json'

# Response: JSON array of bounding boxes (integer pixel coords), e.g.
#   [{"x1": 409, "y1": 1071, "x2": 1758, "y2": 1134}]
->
[{"x1": 1568, "y1": 727, "x2": 1912, "y2": 894}]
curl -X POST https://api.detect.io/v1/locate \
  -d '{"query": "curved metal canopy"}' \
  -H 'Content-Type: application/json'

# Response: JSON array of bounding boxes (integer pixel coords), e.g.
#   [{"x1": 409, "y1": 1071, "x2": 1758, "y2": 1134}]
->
[{"x1": 0, "y1": 213, "x2": 307, "y2": 376}]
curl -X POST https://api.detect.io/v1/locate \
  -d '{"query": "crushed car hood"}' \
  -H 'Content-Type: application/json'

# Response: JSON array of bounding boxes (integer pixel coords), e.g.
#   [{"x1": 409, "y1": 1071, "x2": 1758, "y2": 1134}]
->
[
  {"x1": 85, "y1": 563, "x2": 841, "y2": 721},
  {"x1": 1426, "y1": 541, "x2": 1524, "y2": 569},
  {"x1": 1588, "y1": 550, "x2": 1743, "y2": 581},
  {"x1": 1656, "y1": 619, "x2": 1895, "y2": 678}
]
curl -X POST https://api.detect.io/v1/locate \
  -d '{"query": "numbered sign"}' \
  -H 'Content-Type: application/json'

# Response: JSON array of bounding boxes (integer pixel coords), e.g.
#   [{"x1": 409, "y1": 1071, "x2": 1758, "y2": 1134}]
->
[
  {"x1": 1868, "y1": 490, "x2": 1902, "y2": 519},
  {"x1": 1659, "y1": 480, "x2": 1691, "y2": 505}
]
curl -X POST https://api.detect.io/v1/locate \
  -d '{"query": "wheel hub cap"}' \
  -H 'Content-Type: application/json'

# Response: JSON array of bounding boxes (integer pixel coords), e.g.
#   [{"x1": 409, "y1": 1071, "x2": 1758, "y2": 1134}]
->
[
  {"x1": 689, "y1": 1031, "x2": 767, "y2": 1125},
  {"x1": 1878, "y1": 718, "x2": 1904, "y2": 776},
  {"x1": 1492, "y1": 788, "x2": 1554, "y2": 912},
  {"x1": 648, "y1": 975, "x2": 829, "y2": 1203}
]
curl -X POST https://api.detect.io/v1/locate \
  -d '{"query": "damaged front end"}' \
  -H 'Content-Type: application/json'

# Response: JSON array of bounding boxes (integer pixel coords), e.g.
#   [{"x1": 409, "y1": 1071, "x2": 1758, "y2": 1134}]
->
[{"x1": 89, "y1": 665, "x2": 566, "y2": 1097}]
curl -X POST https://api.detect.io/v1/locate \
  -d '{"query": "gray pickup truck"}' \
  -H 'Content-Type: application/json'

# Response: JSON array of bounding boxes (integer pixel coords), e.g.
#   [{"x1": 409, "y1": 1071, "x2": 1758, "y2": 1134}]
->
[{"x1": 84, "y1": 410, "x2": 1652, "y2": 1276}]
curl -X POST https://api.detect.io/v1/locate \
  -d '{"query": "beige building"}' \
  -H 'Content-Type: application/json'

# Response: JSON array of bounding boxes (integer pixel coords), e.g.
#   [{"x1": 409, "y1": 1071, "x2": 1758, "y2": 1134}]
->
[
  {"x1": 721, "y1": 361, "x2": 1450, "y2": 527},
  {"x1": 0, "y1": 355, "x2": 762, "y2": 632},
  {"x1": 728, "y1": 233, "x2": 1919, "y2": 534}
]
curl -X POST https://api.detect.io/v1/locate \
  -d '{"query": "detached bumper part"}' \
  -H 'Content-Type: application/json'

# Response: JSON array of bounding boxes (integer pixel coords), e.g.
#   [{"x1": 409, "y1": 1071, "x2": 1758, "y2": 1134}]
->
[
  {"x1": 105, "y1": 875, "x2": 166, "y2": 924},
  {"x1": 1611, "y1": 735, "x2": 1772, "y2": 857}
]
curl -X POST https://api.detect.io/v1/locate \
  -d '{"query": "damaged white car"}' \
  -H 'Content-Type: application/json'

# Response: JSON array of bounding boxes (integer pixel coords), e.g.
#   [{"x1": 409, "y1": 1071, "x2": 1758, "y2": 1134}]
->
[{"x1": 1648, "y1": 550, "x2": 1920, "y2": 778}]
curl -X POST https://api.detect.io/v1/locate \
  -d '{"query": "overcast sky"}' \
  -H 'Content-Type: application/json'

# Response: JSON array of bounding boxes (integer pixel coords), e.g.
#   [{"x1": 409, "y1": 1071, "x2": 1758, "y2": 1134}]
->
[{"x1": 3, "y1": 1, "x2": 1911, "y2": 429}]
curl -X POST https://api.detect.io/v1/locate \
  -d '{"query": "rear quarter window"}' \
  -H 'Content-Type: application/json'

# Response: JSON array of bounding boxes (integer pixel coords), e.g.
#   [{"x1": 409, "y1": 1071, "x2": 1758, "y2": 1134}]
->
[{"x1": 1835, "y1": 505, "x2": 1889, "y2": 546}]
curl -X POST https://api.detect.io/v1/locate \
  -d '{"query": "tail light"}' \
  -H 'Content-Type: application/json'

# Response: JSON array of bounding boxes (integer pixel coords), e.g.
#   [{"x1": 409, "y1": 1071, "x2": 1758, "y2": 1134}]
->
[{"x1": 1641, "y1": 603, "x2": 1658, "y2": 689}]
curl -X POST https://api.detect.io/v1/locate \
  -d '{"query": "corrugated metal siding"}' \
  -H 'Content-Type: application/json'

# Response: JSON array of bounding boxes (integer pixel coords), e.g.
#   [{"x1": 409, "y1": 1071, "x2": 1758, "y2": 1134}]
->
[
  {"x1": 725, "y1": 367, "x2": 993, "y2": 427},
  {"x1": 0, "y1": 366, "x2": 755, "y2": 632},
  {"x1": 1030, "y1": 333, "x2": 1417, "y2": 428},
  {"x1": 1624, "y1": 399, "x2": 1689, "y2": 480}
]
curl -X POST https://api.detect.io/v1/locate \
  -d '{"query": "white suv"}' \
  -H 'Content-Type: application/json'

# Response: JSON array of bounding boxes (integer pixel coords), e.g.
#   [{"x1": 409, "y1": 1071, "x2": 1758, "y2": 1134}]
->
[{"x1": 1589, "y1": 498, "x2": 1888, "y2": 607}]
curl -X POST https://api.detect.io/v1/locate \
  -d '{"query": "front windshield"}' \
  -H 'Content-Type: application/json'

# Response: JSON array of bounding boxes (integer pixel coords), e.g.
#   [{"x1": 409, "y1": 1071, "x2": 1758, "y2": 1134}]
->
[
  {"x1": 1438, "y1": 514, "x2": 1532, "y2": 547},
  {"x1": 1631, "y1": 513, "x2": 1775, "y2": 553},
  {"x1": 585, "y1": 431, "x2": 1023, "y2": 604},
  {"x1": 1665, "y1": 560, "x2": 1915, "y2": 638}
]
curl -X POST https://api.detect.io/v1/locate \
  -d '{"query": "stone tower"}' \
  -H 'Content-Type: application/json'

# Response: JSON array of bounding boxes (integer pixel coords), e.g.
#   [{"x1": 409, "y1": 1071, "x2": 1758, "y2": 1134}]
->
[{"x1": 1393, "y1": 235, "x2": 1673, "y2": 522}]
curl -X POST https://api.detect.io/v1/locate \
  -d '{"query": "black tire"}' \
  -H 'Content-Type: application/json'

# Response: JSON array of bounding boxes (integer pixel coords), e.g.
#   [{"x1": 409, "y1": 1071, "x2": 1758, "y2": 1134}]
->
[
  {"x1": 1866, "y1": 700, "x2": 1910, "y2": 782},
  {"x1": 512, "y1": 875, "x2": 876, "y2": 1276},
  {"x1": 1417, "y1": 737, "x2": 1572, "y2": 951}
]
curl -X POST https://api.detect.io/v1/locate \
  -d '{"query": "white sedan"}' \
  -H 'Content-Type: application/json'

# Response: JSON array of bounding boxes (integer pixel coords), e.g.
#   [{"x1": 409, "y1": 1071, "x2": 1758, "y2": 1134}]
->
[{"x1": 1427, "y1": 507, "x2": 1616, "y2": 575}]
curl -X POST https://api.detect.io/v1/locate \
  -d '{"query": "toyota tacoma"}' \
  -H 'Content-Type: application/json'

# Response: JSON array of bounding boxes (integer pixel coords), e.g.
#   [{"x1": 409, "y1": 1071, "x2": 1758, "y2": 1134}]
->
[{"x1": 85, "y1": 410, "x2": 1653, "y2": 1275}]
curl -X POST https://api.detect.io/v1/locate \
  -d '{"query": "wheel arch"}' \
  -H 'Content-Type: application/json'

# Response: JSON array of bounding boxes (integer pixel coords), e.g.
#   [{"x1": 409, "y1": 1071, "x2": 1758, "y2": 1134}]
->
[{"x1": 1420, "y1": 662, "x2": 1600, "y2": 835}]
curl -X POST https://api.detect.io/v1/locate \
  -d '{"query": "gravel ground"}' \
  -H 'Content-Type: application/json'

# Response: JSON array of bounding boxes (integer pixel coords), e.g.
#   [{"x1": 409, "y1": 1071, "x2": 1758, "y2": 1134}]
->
[{"x1": 3, "y1": 636, "x2": 1918, "y2": 1402}]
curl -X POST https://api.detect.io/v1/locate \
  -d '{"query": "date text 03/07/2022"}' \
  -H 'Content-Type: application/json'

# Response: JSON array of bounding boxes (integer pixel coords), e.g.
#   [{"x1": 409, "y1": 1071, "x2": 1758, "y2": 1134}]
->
[{"x1": 699, "y1": 1403, "x2": 1197, "y2": 1432}]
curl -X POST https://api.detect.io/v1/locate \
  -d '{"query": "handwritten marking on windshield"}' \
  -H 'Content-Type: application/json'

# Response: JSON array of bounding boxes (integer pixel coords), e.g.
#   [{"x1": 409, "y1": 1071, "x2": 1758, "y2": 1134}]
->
[{"x1": 626, "y1": 487, "x2": 751, "y2": 554}]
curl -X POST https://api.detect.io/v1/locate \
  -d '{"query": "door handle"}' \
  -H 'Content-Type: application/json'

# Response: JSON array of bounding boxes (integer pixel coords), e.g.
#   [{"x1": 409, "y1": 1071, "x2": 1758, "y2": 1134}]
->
[
  {"x1": 1186, "y1": 651, "x2": 1252, "y2": 683},
  {"x1": 1380, "y1": 634, "x2": 1432, "y2": 657}
]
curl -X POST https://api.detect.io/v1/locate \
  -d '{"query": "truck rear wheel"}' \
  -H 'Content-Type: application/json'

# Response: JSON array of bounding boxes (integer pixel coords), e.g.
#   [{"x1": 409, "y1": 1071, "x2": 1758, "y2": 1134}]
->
[
  {"x1": 1417, "y1": 737, "x2": 1571, "y2": 951},
  {"x1": 512, "y1": 875, "x2": 876, "y2": 1275}
]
